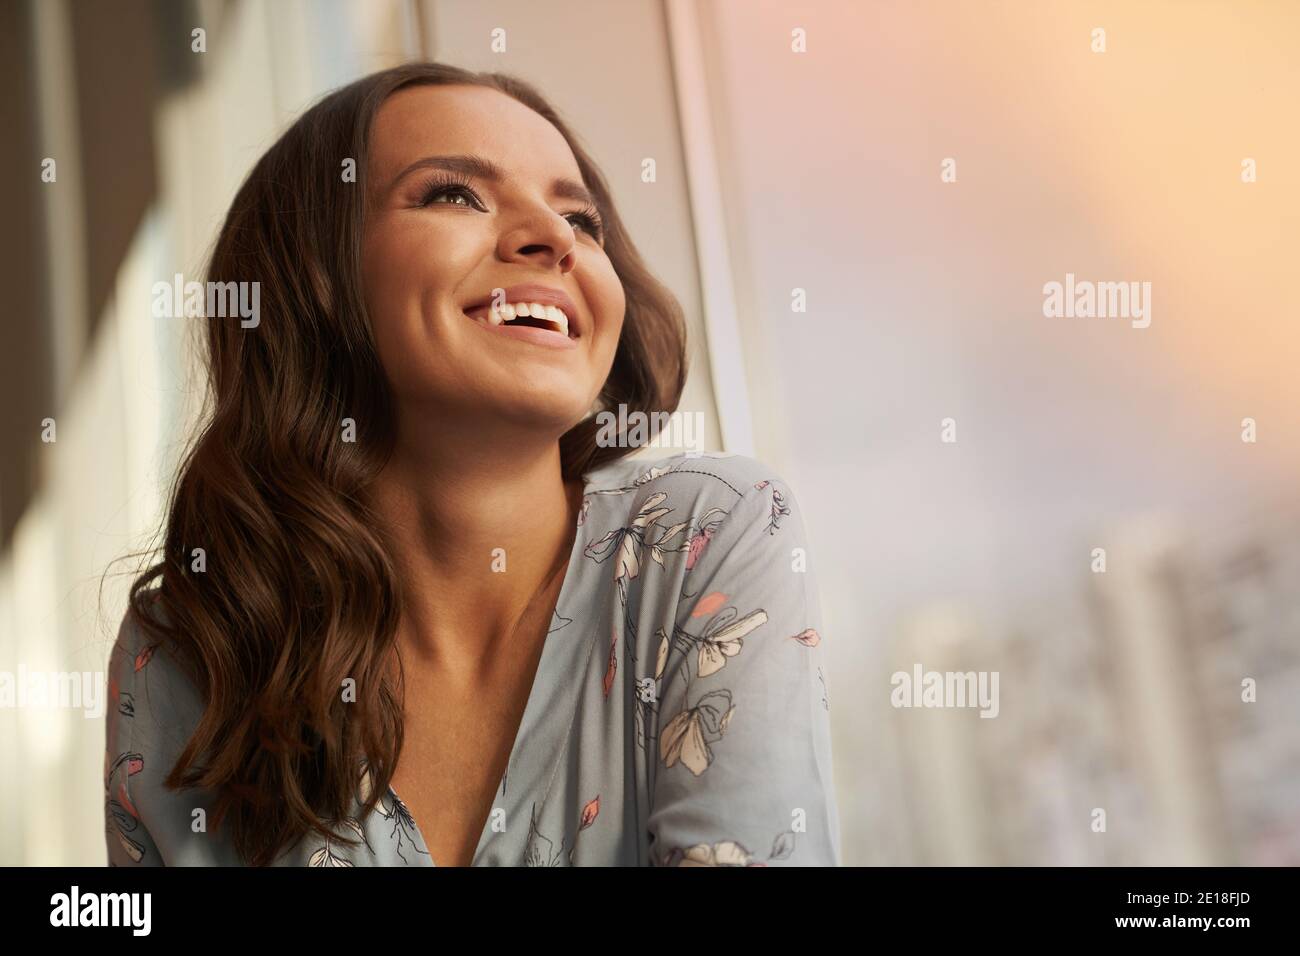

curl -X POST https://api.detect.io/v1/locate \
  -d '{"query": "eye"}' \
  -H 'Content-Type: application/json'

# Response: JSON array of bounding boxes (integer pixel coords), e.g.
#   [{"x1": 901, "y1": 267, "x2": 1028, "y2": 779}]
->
[
  {"x1": 414, "y1": 175, "x2": 485, "y2": 210},
  {"x1": 413, "y1": 173, "x2": 604, "y2": 242},
  {"x1": 566, "y1": 207, "x2": 605, "y2": 242}
]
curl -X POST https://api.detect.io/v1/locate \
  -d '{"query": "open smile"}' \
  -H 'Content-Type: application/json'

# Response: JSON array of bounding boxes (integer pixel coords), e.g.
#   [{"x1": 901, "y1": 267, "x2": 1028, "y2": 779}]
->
[
  {"x1": 461, "y1": 284, "x2": 583, "y2": 351},
  {"x1": 462, "y1": 307, "x2": 579, "y2": 350}
]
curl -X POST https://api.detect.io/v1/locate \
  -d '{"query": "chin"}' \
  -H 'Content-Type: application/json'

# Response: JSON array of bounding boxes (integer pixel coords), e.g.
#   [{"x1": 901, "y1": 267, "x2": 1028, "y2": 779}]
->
[{"x1": 490, "y1": 391, "x2": 593, "y2": 433}]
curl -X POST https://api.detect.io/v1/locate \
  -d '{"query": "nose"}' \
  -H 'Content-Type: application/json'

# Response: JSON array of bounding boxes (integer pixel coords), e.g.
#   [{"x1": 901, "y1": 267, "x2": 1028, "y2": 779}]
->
[{"x1": 498, "y1": 207, "x2": 577, "y2": 273}]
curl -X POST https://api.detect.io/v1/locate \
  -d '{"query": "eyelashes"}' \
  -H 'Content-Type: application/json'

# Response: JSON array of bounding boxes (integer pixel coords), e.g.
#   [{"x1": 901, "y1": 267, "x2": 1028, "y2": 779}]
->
[
  {"x1": 563, "y1": 205, "x2": 606, "y2": 242},
  {"x1": 413, "y1": 172, "x2": 605, "y2": 241},
  {"x1": 413, "y1": 171, "x2": 482, "y2": 209}
]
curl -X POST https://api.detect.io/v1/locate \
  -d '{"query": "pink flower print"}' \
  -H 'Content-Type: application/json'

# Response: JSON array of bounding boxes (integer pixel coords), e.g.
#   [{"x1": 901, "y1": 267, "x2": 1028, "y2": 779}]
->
[
  {"x1": 115, "y1": 755, "x2": 143, "y2": 819},
  {"x1": 685, "y1": 507, "x2": 726, "y2": 571},
  {"x1": 686, "y1": 525, "x2": 714, "y2": 570},
  {"x1": 690, "y1": 591, "x2": 728, "y2": 618},
  {"x1": 792, "y1": 628, "x2": 821, "y2": 647},
  {"x1": 602, "y1": 634, "x2": 617, "y2": 699},
  {"x1": 580, "y1": 795, "x2": 600, "y2": 830}
]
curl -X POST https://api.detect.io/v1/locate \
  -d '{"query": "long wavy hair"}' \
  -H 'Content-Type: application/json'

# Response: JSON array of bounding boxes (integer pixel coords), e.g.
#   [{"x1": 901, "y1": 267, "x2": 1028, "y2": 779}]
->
[{"x1": 126, "y1": 62, "x2": 687, "y2": 865}]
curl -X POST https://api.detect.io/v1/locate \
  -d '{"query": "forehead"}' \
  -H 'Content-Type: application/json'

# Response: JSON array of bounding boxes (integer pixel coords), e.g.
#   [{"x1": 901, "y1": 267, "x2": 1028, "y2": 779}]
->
[{"x1": 367, "y1": 84, "x2": 582, "y2": 186}]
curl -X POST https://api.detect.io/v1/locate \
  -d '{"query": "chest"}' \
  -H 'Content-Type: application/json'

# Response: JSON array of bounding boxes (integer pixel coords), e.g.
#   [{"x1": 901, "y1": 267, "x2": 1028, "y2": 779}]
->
[{"x1": 388, "y1": 648, "x2": 544, "y2": 867}]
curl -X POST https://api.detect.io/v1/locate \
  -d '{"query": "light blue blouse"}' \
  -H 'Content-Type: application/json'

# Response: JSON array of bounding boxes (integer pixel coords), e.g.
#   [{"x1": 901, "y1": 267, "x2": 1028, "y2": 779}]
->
[{"x1": 104, "y1": 451, "x2": 841, "y2": 866}]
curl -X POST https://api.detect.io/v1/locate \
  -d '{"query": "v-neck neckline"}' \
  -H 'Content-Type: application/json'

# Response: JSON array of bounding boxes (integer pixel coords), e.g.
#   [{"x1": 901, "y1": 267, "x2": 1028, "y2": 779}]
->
[{"x1": 382, "y1": 464, "x2": 606, "y2": 867}]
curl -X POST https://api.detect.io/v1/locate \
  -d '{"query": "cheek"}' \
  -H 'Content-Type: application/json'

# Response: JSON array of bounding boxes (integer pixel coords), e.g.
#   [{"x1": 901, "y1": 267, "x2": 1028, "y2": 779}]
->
[
  {"x1": 601, "y1": 310, "x2": 625, "y2": 367},
  {"x1": 360, "y1": 221, "x2": 466, "y2": 369},
  {"x1": 589, "y1": 260, "x2": 627, "y2": 343},
  {"x1": 604, "y1": 290, "x2": 627, "y2": 366},
  {"x1": 359, "y1": 243, "x2": 410, "y2": 382},
  {"x1": 363, "y1": 221, "x2": 436, "y2": 317},
  {"x1": 588, "y1": 295, "x2": 625, "y2": 402},
  {"x1": 360, "y1": 227, "x2": 409, "y2": 335}
]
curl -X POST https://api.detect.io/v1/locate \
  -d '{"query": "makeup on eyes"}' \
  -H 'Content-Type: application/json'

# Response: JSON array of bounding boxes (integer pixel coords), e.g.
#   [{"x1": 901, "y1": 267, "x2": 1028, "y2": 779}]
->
[{"x1": 412, "y1": 171, "x2": 604, "y2": 241}]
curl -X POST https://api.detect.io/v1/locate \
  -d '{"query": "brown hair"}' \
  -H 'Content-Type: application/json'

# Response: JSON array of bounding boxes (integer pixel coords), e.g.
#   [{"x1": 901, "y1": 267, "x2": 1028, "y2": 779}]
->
[{"x1": 126, "y1": 62, "x2": 686, "y2": 865}]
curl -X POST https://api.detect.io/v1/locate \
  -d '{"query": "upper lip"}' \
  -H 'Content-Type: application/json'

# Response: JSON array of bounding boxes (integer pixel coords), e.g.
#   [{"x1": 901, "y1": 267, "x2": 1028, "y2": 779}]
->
[{"x1": 462, "y1": 284, "x2": 582, "y2": 337}]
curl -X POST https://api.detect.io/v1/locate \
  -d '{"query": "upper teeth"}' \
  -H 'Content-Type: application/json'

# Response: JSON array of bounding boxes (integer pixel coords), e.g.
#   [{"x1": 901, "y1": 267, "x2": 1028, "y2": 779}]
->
[{"x1": 484, "y1": 302, "x2": 569, "y2": 335}]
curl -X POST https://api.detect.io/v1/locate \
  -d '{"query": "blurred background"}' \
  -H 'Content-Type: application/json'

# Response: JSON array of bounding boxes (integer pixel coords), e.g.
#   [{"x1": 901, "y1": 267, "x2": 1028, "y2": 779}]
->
[{"x1": 1, "y1": 0, "x2": 1297, "y2": 865}]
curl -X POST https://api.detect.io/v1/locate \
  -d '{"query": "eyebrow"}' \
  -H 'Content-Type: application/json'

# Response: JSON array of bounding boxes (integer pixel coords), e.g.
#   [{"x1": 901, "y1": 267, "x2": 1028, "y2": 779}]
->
[{"x1": 389, "y1": 153, "x2": 596, "y2": 206}]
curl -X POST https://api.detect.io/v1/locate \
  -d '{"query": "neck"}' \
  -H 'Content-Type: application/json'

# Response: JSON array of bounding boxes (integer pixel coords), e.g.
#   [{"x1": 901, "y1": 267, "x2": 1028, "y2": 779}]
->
[{"x1": 369, "y1": 422, "x2": 582, "y2": 678}]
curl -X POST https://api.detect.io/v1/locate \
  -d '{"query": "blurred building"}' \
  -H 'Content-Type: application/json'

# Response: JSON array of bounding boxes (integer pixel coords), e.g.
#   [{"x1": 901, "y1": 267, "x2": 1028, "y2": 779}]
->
[{"x1": 884, "y1": 502, "x2": 1300, "y2": 866}]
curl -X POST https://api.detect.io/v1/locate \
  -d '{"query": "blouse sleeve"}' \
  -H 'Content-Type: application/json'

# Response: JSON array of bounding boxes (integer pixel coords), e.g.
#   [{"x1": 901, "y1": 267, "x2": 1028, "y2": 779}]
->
[
  {"x1": 104, "y1": 611, "x2": 165, "y2": 866},
  {"x1": 647, "y1": 470, "x2": 841, "y2": 866}
]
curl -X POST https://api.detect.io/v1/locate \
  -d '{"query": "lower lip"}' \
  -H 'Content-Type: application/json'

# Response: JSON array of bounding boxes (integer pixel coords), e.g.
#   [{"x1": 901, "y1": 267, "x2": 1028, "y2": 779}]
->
[{"x1": 463, "y1": 313, "x2": 579, "y2": 350}]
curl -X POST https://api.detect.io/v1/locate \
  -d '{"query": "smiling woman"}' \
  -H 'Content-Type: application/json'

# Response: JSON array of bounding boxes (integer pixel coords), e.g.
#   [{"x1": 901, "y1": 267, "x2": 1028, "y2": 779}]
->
[{"x1": 104, "y1": 62, "x2": 840, "y2": 868}]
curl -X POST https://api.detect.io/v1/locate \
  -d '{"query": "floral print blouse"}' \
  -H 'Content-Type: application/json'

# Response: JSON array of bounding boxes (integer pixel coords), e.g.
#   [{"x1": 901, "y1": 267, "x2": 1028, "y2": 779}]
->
[{"x1": 104, "y1": 451, "x2": 841, "y2": 866}]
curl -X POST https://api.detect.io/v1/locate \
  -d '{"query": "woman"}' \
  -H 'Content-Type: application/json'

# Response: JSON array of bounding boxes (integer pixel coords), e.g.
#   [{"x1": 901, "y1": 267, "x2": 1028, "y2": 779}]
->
[{"x1": 104, "y1": 62, "x2": 840, "y2": 867}]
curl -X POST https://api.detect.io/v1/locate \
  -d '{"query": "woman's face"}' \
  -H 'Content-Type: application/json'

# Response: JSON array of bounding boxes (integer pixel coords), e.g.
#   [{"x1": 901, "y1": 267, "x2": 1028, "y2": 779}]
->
[{"x1": 361, "y1": 84, "x2": 625, "y2": 440}]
